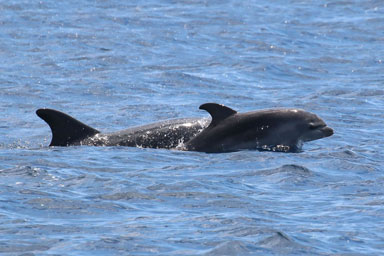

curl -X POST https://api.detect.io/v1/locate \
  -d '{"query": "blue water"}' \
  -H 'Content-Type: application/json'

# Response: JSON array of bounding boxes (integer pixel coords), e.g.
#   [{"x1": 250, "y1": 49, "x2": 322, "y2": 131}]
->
[{"x1": 1, "y1": 0, "x2": 383, "y2": 255}]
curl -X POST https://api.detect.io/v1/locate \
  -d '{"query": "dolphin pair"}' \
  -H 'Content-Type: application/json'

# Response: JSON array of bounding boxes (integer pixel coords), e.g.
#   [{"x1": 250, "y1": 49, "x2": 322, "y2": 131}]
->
[{"x1": 36, "y1": 103, "x2": 333, "y2": 153}]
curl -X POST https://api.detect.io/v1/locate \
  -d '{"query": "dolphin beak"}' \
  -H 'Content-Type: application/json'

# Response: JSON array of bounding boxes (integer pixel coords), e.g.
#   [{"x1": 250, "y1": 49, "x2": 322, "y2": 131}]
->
[{"x1": 321, "y1": 126, "x2": 334, "y2": 137}]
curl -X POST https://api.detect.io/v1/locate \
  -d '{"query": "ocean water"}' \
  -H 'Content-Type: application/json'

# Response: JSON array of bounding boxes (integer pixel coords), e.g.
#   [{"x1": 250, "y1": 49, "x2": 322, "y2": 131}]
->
[{"x1": 1, "y1": 0, "x2": 383, "y2": 255}]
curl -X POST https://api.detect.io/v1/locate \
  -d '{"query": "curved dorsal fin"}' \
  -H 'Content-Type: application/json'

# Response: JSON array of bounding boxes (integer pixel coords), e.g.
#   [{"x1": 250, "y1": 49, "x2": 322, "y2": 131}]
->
[
  {"x1": 36, "y1": 109, "x2": 100, "y2": 146},
  {"x1": 199, "y1": 103, "x2": 237, "y2": 127}
]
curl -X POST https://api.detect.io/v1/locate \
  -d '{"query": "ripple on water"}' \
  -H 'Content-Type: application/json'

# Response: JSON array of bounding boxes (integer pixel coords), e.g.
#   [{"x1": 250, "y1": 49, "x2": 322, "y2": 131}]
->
[
  {"x1": 1, "y1": 0, "x2": 384, "y2": 255},
  {"x1": 257, "y1": 231, "x2": 310, "y2": 255},
  {"x1": 0, "y1": 165, "x2": 47, "y2": 177},
  {"x1": 203, "y1": 240, "x2": 251, "y2": 256},
  {"x1": 244, "y1": 164, "x2": 316, "y2": 186}
]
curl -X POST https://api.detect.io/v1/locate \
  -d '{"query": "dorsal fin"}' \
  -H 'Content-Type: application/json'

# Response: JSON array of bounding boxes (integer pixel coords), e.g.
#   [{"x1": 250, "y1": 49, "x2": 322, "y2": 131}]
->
[
  {"x1": 199, "y1": 103, "x2": 237, "y2": 127},
  {"x1": 36, "y1": 109, "x2": 100, "y2": 146}
]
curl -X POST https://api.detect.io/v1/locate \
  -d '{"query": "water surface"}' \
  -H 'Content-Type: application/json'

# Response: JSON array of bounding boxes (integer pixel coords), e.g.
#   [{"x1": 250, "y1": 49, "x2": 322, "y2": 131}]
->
[{"x1": 0, "y1": 0, "x2": 383, "y2": 255}]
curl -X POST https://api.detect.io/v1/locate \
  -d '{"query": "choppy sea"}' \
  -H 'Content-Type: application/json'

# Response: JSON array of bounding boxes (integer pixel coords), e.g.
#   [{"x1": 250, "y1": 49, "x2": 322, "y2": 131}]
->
[{"x1": 1, "y1": 0, "x2": 383, "y2": 255}]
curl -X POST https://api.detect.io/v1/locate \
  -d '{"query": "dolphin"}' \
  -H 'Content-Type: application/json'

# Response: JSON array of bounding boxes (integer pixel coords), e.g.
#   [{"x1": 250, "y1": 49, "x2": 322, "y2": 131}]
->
[
  {"x1": 36, "y1": 108, "x2": 209, "y2": 148},
  {"x1": 36, "y1": 103, "x2": 333, "y2": 152},
  {"x1": 184, "y1": 103, "x2": 334, "y2": 153}
]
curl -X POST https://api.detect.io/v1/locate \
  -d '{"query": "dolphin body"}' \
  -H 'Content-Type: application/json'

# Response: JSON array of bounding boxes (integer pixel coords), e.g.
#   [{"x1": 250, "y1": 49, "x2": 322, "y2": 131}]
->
[
  {"x1": 36, "y1": 103, "x2": 333, "y2": 152},
  {"x1": 184, "y1": 103, "x2": 334, "y2": 153},
  {"x1": 36, "y1": 109, "x2": 209, "y2": 149}
]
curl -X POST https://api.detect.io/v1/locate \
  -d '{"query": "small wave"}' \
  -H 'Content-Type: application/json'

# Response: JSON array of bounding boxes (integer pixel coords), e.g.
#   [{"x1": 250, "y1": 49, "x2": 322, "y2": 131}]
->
[
  {"x1": 253, "y1": 164, "x2": 315, "y2": 186},
  {"x1": 258, "y1": 231, "x2": 308, "y2": 253},
  {"x1": 204, "y1": 240, "x2": 251, "y2": 256},
  {"x1": 100, "y1": 192, "x2": 158, "y2": 201},
  {"x1": 0, "y1": 165, "x2": 47, "y2": 177},
  {"x1": 258, "y1": 164, "x2": 312, "y2": 175},
  {"x1": 244, "y1": 164, "x2": 312, "y2": 177},
  {"x1": 0, "y1": 242, "x2": 51, "y2": 254}
]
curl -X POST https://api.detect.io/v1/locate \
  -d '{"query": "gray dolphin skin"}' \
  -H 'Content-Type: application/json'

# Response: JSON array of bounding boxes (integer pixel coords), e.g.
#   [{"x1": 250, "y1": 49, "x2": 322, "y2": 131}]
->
[
  {"x1": 36, "y1": 109, "x2": 208, "y2": 149},
  {"x1": 36, "y1": 103, "x2": 333, "y2": 152},
  {"x1": 184, "y1": 103, "x2": 333, "y2": 153}
]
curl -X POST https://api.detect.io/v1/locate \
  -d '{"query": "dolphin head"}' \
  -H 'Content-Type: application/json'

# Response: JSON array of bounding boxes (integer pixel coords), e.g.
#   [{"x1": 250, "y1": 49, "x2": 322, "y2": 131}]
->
[
  {"x1": 230, "y1": 108, "x2": 334, "y2": 152},
  {"x1": 299, "y1": 112, "x2": 334, "y2": 142},
  {"x1": 263, "y1": 109, "x2": 334, "y2": 147}
]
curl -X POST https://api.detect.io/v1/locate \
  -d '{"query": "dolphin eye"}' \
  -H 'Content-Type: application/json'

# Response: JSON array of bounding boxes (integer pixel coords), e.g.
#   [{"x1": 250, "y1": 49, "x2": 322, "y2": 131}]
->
[{"x1": 309, "y1": 123, "x2": 324, "y2": 130}]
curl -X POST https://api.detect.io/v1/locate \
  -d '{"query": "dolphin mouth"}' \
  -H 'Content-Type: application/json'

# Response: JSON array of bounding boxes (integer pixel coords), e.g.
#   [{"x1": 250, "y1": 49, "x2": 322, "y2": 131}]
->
[
  {"x1": 321, "y1": 126, "x2": 334, "y2": 137},
  {"x1": 301, "y1": 125, "x2": 334, "y2": 142}
]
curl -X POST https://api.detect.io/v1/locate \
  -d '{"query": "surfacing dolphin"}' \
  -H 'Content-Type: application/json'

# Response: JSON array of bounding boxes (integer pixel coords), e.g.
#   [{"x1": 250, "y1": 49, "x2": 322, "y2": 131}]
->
[
  {"x1": 184, "y1": 103, "x2": 334, "y2": 153},
  {"x1": 36, "y1": 103, "x2": 333, "y2": 153},
  {"x1": 36, "y1": 109, "x2": 208, "y2": 149}
]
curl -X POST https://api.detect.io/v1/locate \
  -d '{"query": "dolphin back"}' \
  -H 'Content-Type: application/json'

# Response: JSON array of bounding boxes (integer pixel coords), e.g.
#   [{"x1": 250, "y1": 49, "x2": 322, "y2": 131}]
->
[{"x1": 36, "y1": 109, "x2": 100, "y2": 146}]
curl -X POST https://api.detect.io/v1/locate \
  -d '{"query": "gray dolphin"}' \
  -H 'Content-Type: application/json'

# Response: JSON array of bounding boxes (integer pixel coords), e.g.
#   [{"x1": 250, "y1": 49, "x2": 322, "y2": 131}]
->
[
  {"x1": 184, "y1": 103, "x2": 334, "y2": 153},
  {"x1": 36, "y1": 103, "x2": 333, "y2": 152},
  {"x1": 36, "y1": 108, "x2": 208, "y2": 148}
]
